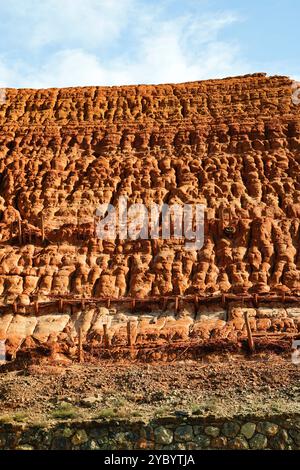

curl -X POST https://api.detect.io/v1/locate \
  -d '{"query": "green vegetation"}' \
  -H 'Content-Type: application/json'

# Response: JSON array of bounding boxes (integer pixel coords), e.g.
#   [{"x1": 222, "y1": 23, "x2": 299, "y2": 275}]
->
[
  {"x1": 0, "y1": 412, "x2": 28, "y2": 423},
  {"x1": 96, "y1": 408, "x2": 118, "y2": 419},
  {"x1": 51, "y1": 402, "x2": 80, "y2": 420},
  {"x1": 154, "y1": 406, "x2": 170, "y2": 417}
]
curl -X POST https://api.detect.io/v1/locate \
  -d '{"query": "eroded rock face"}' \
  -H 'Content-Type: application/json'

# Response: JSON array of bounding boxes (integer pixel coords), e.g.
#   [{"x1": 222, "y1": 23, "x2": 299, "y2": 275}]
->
[
  {"x1": 0, "y1": 73, "x2": 300, "y2": 351},
  {"x1": 1, "y1": 302, "x2": 300, "y2": 357},
  {"x1": 0, "y1": 74, "x2": 300, "y2": 302}
]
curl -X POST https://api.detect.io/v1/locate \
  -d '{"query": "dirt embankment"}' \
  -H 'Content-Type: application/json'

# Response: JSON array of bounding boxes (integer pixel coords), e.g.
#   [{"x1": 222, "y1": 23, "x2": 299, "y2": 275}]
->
[{"x1": 0, "y1": 356, "x2": 300, "y2": 424}]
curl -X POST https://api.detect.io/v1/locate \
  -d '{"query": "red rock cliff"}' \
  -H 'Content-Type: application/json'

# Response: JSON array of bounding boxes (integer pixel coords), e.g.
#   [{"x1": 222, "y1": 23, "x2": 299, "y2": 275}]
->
[{"x1": 0, "y1": 73, "x2": 300, "y2": 305}]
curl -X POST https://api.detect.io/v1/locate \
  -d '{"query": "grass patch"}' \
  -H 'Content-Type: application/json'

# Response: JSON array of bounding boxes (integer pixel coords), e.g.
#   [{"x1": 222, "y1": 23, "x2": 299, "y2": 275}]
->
[
  {"x1": 30, "y1": 419, "x2": 48, "y2": 428},
  {"x1": 154, "y1": 406, "x2": 170, "y2": 417},
  {"x1": 0, "y1": 412, "x2": 28, "y2": 423},
  {"x1": 131, "y1": 410, "x2": 143, "y2": 418},
  {"x1": 13, "y1": 412, "x2": 28, "y2": 423},
  {"x1": 51, "y1": 403, "x2": 80, "y2": 420},
  {"x1": 96, "y1": 408, "x2": 118, "y2": 419},
  {"x1": 191, "y1": 404, "x2": 203, "y2": 416},
  {"x1": 112, "y1": 398, "x2": 127, "y2": 408},
  {"x1": 95, "y1": 406, "x2": 133, "y2": 420},
  {"x1": 0, "y1": 415, "x2": 11, "y2": 424}
]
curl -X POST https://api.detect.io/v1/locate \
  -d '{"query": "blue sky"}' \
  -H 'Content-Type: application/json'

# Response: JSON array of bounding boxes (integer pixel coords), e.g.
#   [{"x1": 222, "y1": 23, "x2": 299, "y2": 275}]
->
[{"x1": 0, "y1": 0, "x2": 299, "y2": 88}]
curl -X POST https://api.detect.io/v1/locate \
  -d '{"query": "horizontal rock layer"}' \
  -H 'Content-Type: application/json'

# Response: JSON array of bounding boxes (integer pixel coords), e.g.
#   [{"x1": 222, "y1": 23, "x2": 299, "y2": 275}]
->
[{"x1": 0, "y1": 302, "x2": 299, "y2": 357}]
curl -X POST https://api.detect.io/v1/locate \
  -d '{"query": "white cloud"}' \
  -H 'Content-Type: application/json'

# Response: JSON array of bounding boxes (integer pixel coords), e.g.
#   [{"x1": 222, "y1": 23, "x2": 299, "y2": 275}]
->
[
  {"x1": 1, "y1": 0, "x2": 134, "y2": 50},
  {"x1": 126, "y1": 12, "x2": 247, "y2": 84},
  {"x1": 30, "y1": 0, "x2": 134, "y2": 49},
  {"x1": 0, "y1": 0, "x2": 250, "y2": 88}
]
